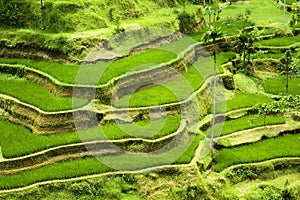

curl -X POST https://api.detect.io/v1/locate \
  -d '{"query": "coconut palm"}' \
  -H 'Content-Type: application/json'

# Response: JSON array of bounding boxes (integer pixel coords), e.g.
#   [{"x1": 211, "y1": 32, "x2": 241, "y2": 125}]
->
[
  {"x1": 40, "y1": 0, "x2": 45, "y2": 9},
  {"x1": 203, "y1": 25, "x2": 222, "y2": 149},
  {"x1": 279, "y1": 50, "x2": 300, "y2": 94}
]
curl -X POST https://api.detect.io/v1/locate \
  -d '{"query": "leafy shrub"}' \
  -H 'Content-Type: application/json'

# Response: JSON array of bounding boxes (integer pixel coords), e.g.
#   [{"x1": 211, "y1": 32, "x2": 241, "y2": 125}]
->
[
  {"x1": 245, "y1": 185, "x2": 283, "y2": 200},
  {"x1": 177, "y1": 8, "x2": 204, "y2": 33},
  {"x1": 68, "y1": 181, "x2": 93, "y2": 196}
]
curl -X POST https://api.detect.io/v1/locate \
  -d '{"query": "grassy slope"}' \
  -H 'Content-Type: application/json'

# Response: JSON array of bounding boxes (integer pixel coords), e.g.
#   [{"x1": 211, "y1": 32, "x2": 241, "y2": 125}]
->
[
  {"x1": 255, "y1": 35, "x2": 300, "y2": 47},
  {"x1": 0, "y1": 49, "x2": 177, "y2": 85},
  {"x1": 0, "y1": 157, "x2": 113, "y2": 190},
  {"x1": 220, "y1": 0, "x2": 290, "y2": 28},
  {"x1": 0, "y1": 134, "x2": 197, "y2": 190},
  {"x1": 206, "y1": 114, "x2": 285, "y2": 137},
  {"x1": 212, "y1": 92, "x2": 273, "y2": 113},
  {"x1": 116, "y1": 52, "x2": 236, "y2": 107},
  {"x1": 0, "y1": 74, "x2": 88, "y2": 111},
  {"x1": 264, "y1": 76, "x2": 300, "y2": 95},
  {"x1": 0, "y1": 116, "x2": 180, "y2": 158},
  {"x1": 215, "y1": 133, "x2": 300, "y2": 171}
]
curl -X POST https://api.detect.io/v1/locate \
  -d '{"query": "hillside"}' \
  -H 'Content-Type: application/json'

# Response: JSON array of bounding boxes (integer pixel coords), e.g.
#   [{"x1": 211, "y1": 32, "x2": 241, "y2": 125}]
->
[{"x1": 0, "y1": 0, "x2": 300, "y2": 199}]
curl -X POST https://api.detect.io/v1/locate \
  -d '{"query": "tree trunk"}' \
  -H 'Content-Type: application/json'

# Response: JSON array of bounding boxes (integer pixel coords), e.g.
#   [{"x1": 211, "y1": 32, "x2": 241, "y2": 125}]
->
[
  {"x1": 243, "y1": 50, "x2": 246, "y2": 68},
  {"x1": 211, "y1": 37, "x2": 217, "y2": 149},
  {"x1": 286, "y1": 64, "x2": 289, "y2": 94},
  {"x1": 40, "y1": 0, "x2": 45, "y2": 9}
]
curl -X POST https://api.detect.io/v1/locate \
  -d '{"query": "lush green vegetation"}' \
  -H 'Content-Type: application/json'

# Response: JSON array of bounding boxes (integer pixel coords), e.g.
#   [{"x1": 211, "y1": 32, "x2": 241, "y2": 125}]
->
[
  {"x1": 220, "y1": 0, "x2": 290, "y2": 27},
  {"x1": 252, "y1": 52, "x2": 285, "y2": 59},
  {"x1": 264, "y1": 76, "x2": 300, "y2": 95},
  {"x1": 212, "y1": 92, "x2": 273, "y2": 113},
  {"x1": 175, "y1": 134, "x2": 201, "y2": 164},
  {"x1": 0, "y1": 116, "x2": 180, "y2": 158},
  {"x1": 255, "y1": 35, "x2": 300, "y2": 47},
  {"x1": 215, "y1": 133, "x2": 300, "y2": 171},
  {"x1": 0, "y1": 157, "x2": 113, "y2": 190},
  {"x1": 0, "y1": 49, "x2": 177, "y2": 85},
  {"x1": 0, "y1": 74, "x2": 88, "y2": 111},
  {"x1": 0, "y1": 175, "x2": 141, "y2": 200},
  {"x1": 206, "y1": 114, "x2": 285, "y2": 137},
  {"x1": 116, "y1": 52, "x2": 236, "y2": 107},
  {"x1": 1, "y1": 0, "x2": 300, "y2": 197},
  {"x1": 280, "y1": 0, "x2": 298, "y2": 5},
  {"x1": 0, "y1": 134, "x2": 197, "y2": 190}
]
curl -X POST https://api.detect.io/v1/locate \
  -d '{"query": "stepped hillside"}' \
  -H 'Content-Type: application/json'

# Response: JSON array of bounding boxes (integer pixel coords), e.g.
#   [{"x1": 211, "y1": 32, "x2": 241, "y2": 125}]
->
[{"x1": 0, "y1": 0, "x2": 300, "y2": 199}]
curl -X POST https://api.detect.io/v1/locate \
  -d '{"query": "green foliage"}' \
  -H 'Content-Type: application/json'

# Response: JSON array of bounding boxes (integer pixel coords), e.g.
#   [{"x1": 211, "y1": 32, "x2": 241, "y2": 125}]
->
[
  {"x1": 264, "y1": 76, "x2": 300, "y2": 95},
  {"x1": 212, "y1": 92, "x2": 273, "y2": 113},
  {"x1": 177, "y1": 8, "x2": 204, "y2": 33},
  {"x1": 175, "y1": 134, "x2": 201, "y2": 164},
  {"x1": 206, "y1": 114, "x2": 285, "y2": 137},
  {"x1": 0, "y1": 49, "x2": 177, "y2": 85},
  {"x1": 0, "y1": 74, "x2": 88, "y2": 111},
  {"x1": 116, "y1": 52, "x2": 235, "y2": 108},
  {"x1": 233, "y1": 30, "x2": 257, "y2": 75},
  {"x1": 0, "y1": 116, "x2": 181, "y2": 158},
  {"x1": 215, "y1": 133, "x2": 300, "y2": 171},
  {"x1": 255, "y1": 35, "x2": 300, "y2": 47},
  {"x1": 0, "y1": 157, "x2": 112, "y2": 190},
  {"x1": 245, "y1": 186, "x2": 283, "y2": 200}
]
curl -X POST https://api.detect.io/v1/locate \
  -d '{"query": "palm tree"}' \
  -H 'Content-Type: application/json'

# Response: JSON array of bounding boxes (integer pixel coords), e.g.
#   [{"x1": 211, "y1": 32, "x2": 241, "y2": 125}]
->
[
  {"x1": 234, "y1": 30, "x2": 257, "y2": 75},
  {"x1": 289, "y1": 14, "x2": 298, "y2": 35},
  {"x1": 280, "y1": 50, "x2": 293, "y2": 94},
  {"x1": 279, "y1": 51, "x2": 300, "y2": 94},
  {"x1": 40, "y1": 0, "x2": 45, "y2": 9},
  {"x1": 204, "y1": 6, "x2": 214, "y2": 24},
  {"x1": 203, "y1": 25, "x2": 222, "y2": 149}
]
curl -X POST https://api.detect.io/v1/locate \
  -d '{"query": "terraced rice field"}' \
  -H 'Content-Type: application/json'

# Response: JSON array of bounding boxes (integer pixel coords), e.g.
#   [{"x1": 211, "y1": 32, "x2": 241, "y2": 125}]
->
[
  {"x1": 215, "y1": 133, "x2": 300, "y2": 172},
  {"x1": 1, "y1": 1, "x2": 300, "y2": 197}
]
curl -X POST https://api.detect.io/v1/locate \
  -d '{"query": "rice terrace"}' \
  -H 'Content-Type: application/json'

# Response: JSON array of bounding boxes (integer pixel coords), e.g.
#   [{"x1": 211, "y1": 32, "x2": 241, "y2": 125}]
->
[{"x1": 0, "y1": 0, "x2": 300, "y2": 199}]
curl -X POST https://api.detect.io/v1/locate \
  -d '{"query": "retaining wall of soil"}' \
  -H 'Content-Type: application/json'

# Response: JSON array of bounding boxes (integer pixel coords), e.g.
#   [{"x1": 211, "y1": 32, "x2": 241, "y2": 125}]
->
[
  {"x1": 223, "y1": 158, "x2": 300, "y2": 184},
  {"x1": 0, "y1": 121, "x2": 190, "y2": 174},
  {"x1": 0, "y1": 68, "x2": 231, "y2": 134}
]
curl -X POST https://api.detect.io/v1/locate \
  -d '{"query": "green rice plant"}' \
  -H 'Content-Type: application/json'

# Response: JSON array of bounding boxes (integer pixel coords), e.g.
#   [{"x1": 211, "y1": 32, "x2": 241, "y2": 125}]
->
[
  {"x1": 255, "y1": 35, "x2": 300, "y2": 47},
  {"x1": 0, "y1": 157, "x2": 113, "y2": 190},
  {"x1": 252, "y1": 52, "x2": 285, "y2": 59},
  {"x1": 0, "y1": 133, "x2": 197, "y2": 190},
  {"x1": 211, "y1": 92, "x2": 273, "y2": 113},
  {"x1": 116, "y1": 52, "x2": 236, "y2": 107},
  {"x1": 0, "y1": 116, "x2": 181, "y2": 158},
  {"x1": 215, "y1": 133, "x2": 300, "y2": 171},
  {"x1": 264, "y1": 76, "x2": 300, "y2": 95},
  {"x1": 206, "y1": 114, "x2": 285, "y2": 137},
  {"x1": 281, "y1": 0, "x2": 298, "y2": 5},
  {"x1": 175, "y1": 134, "x2": 201, "y2": 164},
  {"x1": 0, "y1": 49, "x2": 177, "y2": 85},
  {"x1": 220, "y1": 0, "x2": 290, "y2": 27},
  {"x1": 0, "y1": 74, "x2": 88, "y2": 111}
]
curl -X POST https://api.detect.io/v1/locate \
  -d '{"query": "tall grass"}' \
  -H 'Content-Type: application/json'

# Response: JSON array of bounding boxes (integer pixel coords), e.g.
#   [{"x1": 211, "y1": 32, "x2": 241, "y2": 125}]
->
[
  {"x1": 206, "y1": 114, "x2": 285, "y2": 137},
  {"x1": 0, "y1": 74, "x2": 88, "y2": 111},
  {"x1": 0, "y1": 157, "x2": 113, "y2": 190},
  {"x1": 0, "y1": 116, "x2": 181, "y2": 158},
  {"x1": 0, "y1": 133, "x2": 198, "y2": 190},
  {"x1": 175, "y1": 134, "x2": 201, "y2": 164},
  {"x1": 215, "y1": 133, "x2": 300, "y2": 171},
  {"x1": 211, "y1": 92, "x2": 273, "y2": 113},
  {"x1": 116, "y1": 52, "x2": 236, "y2": 107},
  {"x1": 220, "y1": 0, "x2": 290, "y2": 27},
  {"x1": 0, "y1": 49, "x2": 176, "y2": 85},
  {"x1": 264, "y1": 76, "x2": 300, "y2": 95},
  {"x1": 255, "y1": 35, "x2": 300, "y2": 47}
]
